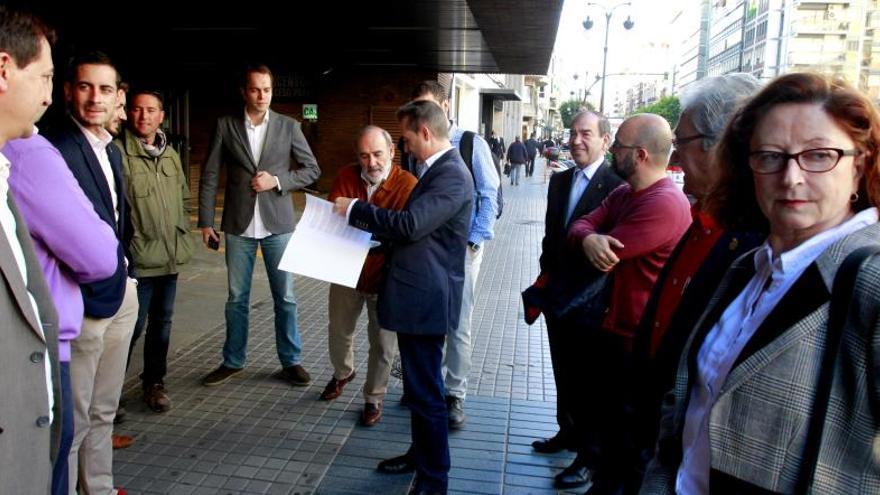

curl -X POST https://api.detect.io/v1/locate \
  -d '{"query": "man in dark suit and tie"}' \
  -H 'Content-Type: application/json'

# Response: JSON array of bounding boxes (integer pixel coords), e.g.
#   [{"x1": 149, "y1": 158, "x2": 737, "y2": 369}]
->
[
  {"x1": 334, "y1": 100, "x2": 474, "y2": 495},
  {"x1": 46, "y1": 51, "x2": 140, "y2": 494},
  {"x1": 198, "y1": 64, "x2": 321, "y2": 388},
  {"x1": 528, "y1": 111, "x2": 624, "y2": 483},
  {"x1": 0, "y1": 8, "x2": 61, "y2": 494}
]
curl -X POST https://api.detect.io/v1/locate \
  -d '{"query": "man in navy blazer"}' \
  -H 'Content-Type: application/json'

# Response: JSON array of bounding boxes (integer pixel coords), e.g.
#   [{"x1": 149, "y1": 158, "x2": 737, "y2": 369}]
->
[
  {"x1": 334, "y1": 100, "x2": 473, "y2": 495},
  {"x1": 46, "y1": 52, "x2": 139, "y2": 495}
]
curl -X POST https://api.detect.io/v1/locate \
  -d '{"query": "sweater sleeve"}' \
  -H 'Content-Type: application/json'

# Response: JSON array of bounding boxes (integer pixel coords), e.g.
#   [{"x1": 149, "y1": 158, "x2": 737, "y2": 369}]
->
[
  {"x1": 567, "y1": 188, "x2": 617, "y2": 246},
  {"x1": 604, "y1": 188, "x2": 691, "y2": 261},
  {"x1": 8, "y1": 140, "x2": 119, "y2": 283}
]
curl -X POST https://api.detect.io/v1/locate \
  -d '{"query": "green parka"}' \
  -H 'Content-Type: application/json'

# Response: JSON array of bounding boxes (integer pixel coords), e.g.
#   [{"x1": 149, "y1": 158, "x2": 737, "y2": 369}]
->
[{"x1": 116, "y1": 129, "x2": 193, "y2": 277}]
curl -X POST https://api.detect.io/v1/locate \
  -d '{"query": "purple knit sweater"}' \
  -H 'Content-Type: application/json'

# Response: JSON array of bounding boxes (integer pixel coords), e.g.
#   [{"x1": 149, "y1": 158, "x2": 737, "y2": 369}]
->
[{"x1": 5, "y1": 134, "x2": 118, "y2": 361}]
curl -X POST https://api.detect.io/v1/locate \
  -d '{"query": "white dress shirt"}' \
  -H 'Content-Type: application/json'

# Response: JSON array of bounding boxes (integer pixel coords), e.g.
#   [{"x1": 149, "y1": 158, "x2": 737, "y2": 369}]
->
[
  {"x1": 72, "y1": 117, "x2": 117, "y2": 224},
  {"x1": 361, "y1": 166, "x2": 391, "y2": 201},
  {"x1": 676, "y1": 207, "x2": 879, "y2": 494},
  {"x1": 242, "y1": 110, "x2": 272, "y2": 239},
  {"x1": 0, "y1": 150, "x2": 53, "y2": 423},
  {"x1": 564, "y1": 155, "x2": 604, "y2": 225},
  {"x1": 421, "y1": 145, "x2": 455, "y2": 171}
]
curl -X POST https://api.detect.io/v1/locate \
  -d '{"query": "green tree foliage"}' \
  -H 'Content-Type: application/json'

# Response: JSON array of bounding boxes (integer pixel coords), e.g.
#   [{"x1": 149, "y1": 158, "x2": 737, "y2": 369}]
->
[
  {"x1": 632, "y1": 96, "x2": 681, "y2": 128},
  {"x1": 559, "y1": 99, "x2": 595, "y2": 129}
]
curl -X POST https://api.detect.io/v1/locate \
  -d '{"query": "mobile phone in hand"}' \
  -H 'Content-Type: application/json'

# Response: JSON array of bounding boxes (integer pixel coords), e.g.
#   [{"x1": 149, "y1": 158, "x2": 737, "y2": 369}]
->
[{"x1": 207, "y1": 237, "x2": 220, "y2": 250}]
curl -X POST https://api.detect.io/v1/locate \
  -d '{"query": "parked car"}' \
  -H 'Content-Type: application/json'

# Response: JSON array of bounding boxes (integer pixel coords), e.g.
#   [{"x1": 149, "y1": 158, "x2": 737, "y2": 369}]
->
[{"x1": 558, "y1": 144, "x2": 571, "y2": 161}]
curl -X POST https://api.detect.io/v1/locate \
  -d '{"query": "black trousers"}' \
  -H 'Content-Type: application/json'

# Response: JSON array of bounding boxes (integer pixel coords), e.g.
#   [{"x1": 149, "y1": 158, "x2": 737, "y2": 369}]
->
[
  {"x1": 546, "y1": 316, "x2": 637, "y2": 473},
  {"x1": 545, "y1": 315, "x2": 599, "y2": 462},
  {"x1": 398, "y1": 333, "x2": 450, "y2": 491}
]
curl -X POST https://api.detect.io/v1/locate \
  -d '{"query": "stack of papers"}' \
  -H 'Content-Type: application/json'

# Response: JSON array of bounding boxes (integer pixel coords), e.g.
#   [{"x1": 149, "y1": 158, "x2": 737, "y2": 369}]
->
[{"x1": 278, "y1": 194, "x2": 372, "y2": 288}]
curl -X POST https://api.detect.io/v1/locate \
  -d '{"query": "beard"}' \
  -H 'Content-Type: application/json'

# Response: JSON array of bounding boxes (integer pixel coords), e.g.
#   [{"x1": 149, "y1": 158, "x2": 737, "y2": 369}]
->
[
  {"x1": 611, "y1": 153, "x2": 635, "y2": 179},
  {"x1": 364, "y1": 162, "x2": 391, "y2": 185}
]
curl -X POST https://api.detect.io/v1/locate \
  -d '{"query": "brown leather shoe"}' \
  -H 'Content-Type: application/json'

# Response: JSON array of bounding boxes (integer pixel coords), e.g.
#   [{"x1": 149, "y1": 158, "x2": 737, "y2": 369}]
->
[
  {"x1": 143, "y1": 383, "x2": 171, "y2": 413},
  {"x1": 275, "y1": 365, "x2": 312, "y2": 387},
  {"x1": 112, "y1": 434, "x2": 135, "y2": 450},
  {"x1": 202, "y1": 365, "x2": 244, "y2": 387},
  {"x1": 361, "y1": 402, "x2": 382, "y2": 426},
  {"x1": 319, "y1": 371, "x2": 356, "y2": 400}
]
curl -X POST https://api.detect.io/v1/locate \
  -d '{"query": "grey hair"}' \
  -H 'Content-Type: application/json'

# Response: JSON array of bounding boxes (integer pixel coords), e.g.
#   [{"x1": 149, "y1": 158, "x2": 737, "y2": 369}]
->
[
  {"x1": 571, "y1": 110, "x2": 611, "y2": 137},
  {"x1": 358, "y1": 125, "x2": 393, "y2": 149},
  {"x1": 679, "y1": 73, "x2": 760, "y2": 148}
]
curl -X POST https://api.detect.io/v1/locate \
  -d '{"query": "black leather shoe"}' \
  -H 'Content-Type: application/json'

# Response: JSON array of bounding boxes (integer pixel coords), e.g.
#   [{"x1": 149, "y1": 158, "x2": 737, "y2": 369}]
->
[
  {"x1": 408, "y1": 477, "x2": 447, "y2": 495},
  {"x1": 408, "y1": 487, "x2": 447, "y2": 495},
  {"x1": 377, "y1": 453, "x2": 415, "y2": 474},
  {"x1": 554, "y1": 460, "x2": 592, "y2": 489},
  {"x1": 532, "y1": 433, "x2": 574, "y2": 453},
  {"x1": 583, "y1": 475, "x2": 627, "y2": 495}
]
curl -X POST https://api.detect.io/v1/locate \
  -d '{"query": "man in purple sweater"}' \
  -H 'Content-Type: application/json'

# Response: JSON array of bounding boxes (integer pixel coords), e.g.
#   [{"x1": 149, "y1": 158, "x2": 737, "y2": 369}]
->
[{"x1": 4, "y1": 131, "x2": 119, "y2": 495}]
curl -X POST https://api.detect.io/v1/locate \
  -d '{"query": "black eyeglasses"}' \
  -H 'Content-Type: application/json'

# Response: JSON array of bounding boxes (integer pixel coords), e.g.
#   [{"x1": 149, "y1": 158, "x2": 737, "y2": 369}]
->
[
  {"x1": 748, "y1": 148, "x2": 858, "y2": 175},
  {"x1": 610, "y1": 140, "x2": 643, "y2": 151},
  {"x1": 672, "y1": 133, "x2": 711, "y2": 149}
]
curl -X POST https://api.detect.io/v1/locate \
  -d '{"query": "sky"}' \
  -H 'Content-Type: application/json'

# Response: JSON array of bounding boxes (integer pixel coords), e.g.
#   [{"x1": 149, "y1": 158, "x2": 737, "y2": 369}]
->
[{"x1": 552, "y1": 0, "x2": 693, "y2": 111}]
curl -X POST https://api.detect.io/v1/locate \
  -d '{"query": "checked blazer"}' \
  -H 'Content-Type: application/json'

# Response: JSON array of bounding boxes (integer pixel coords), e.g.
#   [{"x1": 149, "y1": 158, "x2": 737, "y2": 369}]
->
[{"x1": 641, "y1": 221, "x2": 880, "y2": 494}]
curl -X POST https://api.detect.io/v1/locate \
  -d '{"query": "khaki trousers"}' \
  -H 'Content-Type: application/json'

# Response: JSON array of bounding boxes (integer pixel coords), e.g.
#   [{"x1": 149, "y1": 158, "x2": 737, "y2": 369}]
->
[
  {"x1": 68, "y1": 279, "x2": 138, "y2": 495},
  {"x1": 327, "y1": 283, "x2": 396, "y2": 404}
]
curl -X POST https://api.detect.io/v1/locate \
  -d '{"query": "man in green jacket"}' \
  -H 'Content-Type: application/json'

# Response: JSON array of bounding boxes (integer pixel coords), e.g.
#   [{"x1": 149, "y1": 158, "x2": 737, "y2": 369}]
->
[{"x1": 115, "y1": 89, "x2": 192, "y2": 412}]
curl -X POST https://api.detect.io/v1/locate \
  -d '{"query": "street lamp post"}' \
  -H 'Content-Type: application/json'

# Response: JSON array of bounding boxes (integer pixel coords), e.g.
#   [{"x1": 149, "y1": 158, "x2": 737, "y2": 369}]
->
[{"x1": 583, "y1": 1, "x2": 634, "y2": 113}]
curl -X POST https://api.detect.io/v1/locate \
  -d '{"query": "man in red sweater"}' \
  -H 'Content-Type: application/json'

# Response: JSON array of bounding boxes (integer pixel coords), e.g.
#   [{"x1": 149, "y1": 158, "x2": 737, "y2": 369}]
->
[
  {"x1": 564, "y1": 113, "x2": 691, "y2": 493},
  {"x1": 321, "y1": 126, "x2": 417, "y2": 426}
]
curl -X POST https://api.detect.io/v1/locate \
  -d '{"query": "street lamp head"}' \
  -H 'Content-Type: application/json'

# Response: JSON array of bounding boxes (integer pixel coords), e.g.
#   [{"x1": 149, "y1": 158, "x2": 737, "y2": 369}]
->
[
  {"x1": 623, "y1": 16, "x2": 635, "y2": 30},
  {"x1": 582, "y1": 16, "x2": 594, "y2": 30}
]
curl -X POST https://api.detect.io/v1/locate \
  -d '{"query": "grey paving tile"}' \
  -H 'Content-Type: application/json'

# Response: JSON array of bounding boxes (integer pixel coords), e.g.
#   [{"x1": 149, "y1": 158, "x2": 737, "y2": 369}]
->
[
  {"x1": 222, "y1": 477, "x2": 249, "y2": 490},
  {"x1": 200, "y1": 473, "x2": 228, "y2": 488},
  {"x1": 505, "y1": 461, "x2": 558, "y2": 478},
  {"x1": 168, "y1": 483, "x2": 198, "y2": 495},
  {"x1": 449, "y1": 465, "x2": 503, "y2": 483},
  {"x1": 245, "y1": 479, "x2": 273, "y2": 494},
  {"x1": 448, "y1": 477, "x2": 501, "y2": 494},
  {"x1": 502, "y1": 485, "x2": 564, "y2": 495}
]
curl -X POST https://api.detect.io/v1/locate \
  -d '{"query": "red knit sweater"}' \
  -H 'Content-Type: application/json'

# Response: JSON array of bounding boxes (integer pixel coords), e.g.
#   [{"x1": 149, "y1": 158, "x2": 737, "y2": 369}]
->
[
  {"x1": 567, "y1": 177, "x2": 691, "y2": 339},
  {"x1": 328, "y1": 164, "x2": 417, "y2": 293}
]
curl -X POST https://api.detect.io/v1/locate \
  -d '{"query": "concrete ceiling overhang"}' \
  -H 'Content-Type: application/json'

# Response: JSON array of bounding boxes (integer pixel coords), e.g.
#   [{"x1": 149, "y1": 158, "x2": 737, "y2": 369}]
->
[
  {"x1": 480, "y1": 88, "x2": 523, "y2": 101},
  {"x1": 20, "y1": 0, "x2": 563, "y2": 79}
]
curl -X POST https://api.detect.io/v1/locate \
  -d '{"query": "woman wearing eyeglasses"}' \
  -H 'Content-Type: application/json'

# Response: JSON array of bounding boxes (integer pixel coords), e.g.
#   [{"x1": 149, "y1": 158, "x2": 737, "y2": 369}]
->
[{"x1": 640, "y1": 72, "x2": 880, "y2": 494}]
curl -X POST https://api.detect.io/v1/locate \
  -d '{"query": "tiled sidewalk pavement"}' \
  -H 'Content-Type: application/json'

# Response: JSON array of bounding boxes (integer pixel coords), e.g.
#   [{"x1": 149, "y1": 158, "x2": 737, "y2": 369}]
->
[{"x1": 114, "y1": 159, "x2": 580, "y2": 494}]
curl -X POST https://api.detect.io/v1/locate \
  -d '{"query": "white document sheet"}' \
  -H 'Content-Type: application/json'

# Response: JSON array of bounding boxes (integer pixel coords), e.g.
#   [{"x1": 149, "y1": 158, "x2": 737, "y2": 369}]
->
[{"x1": 278, "y1": 194, "x2": 372, "y2": 288}]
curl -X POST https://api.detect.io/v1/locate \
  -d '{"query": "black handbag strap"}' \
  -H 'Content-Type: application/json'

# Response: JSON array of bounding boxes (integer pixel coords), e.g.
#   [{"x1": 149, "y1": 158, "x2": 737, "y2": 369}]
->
[{"x1": 795, "y1": 245, "x2": 880, "y2": 493}]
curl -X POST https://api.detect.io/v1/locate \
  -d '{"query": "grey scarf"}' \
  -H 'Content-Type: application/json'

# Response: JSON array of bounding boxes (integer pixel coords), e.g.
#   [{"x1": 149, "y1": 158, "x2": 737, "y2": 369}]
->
[{"x1": 138, "y1": 129, "x2": 167, "y2": 158}]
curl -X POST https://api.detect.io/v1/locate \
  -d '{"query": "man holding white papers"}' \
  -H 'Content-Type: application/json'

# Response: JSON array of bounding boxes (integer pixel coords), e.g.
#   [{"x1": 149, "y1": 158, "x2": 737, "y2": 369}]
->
[
  {"x1": 334, "y1": 101, "x2": 473, "y2": 495},
  {"x1": 320, "y1": 126, "x2": 417, "y2": 427}
]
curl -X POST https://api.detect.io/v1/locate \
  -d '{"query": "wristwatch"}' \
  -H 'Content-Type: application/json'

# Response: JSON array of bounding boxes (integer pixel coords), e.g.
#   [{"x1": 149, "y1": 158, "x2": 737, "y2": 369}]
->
[{"x1": 468, "y1": 241, "x2": 481, "y2": 252}]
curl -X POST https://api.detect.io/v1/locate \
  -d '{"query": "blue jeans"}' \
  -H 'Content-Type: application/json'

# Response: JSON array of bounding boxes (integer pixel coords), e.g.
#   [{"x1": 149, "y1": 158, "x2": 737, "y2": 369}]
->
[
  {"x1": 223, "y1": 232, "x2": 301, "y2": 369},
  {"x1": 129, "y1": 274, "x2": 178, "y2": 386},
  {"x1": 510, "y1": 162, "x2": 524, "y2": 185},
  {"x1": 51, "y1": 361, "x2": 73, "y2": 495}
]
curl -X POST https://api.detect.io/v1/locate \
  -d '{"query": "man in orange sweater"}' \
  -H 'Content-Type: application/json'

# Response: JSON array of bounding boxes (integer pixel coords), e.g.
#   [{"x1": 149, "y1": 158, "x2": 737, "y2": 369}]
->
[{"x1": 320, "y1": 125, "x2": 417, "y2": 426}]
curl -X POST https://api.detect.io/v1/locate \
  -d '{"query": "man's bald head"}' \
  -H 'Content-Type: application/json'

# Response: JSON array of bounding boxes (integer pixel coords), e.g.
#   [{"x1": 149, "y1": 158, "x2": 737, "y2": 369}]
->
[{"x1": 620, "y1": 113, "x2": 673, "y2": 168}]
